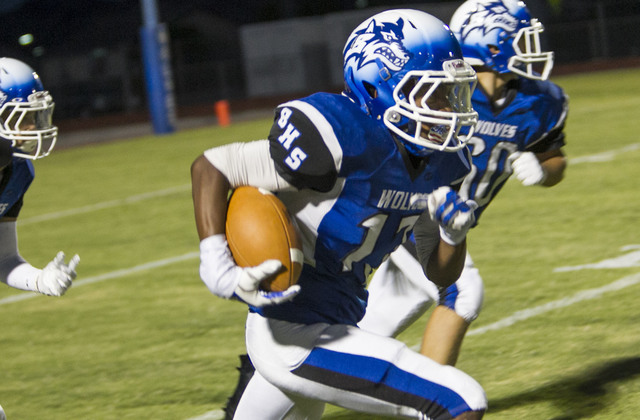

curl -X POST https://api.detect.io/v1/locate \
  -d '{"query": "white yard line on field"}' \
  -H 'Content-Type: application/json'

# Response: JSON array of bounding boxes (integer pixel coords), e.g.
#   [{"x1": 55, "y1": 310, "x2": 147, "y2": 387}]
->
[
  {"x1": 19, "y1": 184, "x2": 190, "y2": 226},
  {"x1": 568, "y1": 143, "x2": 640, "y2": 164},
  {"x1": 0, "y1": 251, "x2": 199, "y2": 306},
  {"x1": 186, "y1": 411, "x2": 225, "y2": 420},
  {"x1": 554, "y1": 245, "x2": 640, "y2": 272},
  {"x1": 466, "y1": 272, "x2": 640, "y2": 336}
]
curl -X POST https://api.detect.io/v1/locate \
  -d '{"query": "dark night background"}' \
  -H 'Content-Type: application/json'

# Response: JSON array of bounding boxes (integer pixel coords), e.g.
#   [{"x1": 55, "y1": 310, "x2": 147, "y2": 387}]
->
[
  {"x1": 1, "y1": 0, "x2": 638, "y2": 124},
  {"x1": 1, "y1": 0, "x2": 631, "y2": 57}
]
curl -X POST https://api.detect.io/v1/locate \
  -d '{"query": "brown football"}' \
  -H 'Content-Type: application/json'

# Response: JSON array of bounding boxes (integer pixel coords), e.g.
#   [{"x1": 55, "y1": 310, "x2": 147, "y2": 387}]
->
[{"x1": 225, "y1": 186, "x2": 303, "y2": 292}]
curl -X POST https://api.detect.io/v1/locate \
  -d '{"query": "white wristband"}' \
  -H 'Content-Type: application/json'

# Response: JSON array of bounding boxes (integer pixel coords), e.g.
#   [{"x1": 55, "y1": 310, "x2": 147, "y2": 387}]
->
[
  {"x1": 439, "y1": 225, "x2": 467, "y2": 246},
  {"x1": 6, "y1": 262, "x2": 41, "y2": 292},
  {"x1": 199, "y1": 234, "x2": 241, "y2": 298}
]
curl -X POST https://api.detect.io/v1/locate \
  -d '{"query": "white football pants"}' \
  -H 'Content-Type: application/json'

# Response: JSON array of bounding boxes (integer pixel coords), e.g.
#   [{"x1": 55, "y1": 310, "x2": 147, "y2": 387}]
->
[
  {"x1": 234, "y1": 312, "x2": 487, "y2": 419},
  {"x1": 359, "y1": 245, "x2": 484, "y2": 338}
]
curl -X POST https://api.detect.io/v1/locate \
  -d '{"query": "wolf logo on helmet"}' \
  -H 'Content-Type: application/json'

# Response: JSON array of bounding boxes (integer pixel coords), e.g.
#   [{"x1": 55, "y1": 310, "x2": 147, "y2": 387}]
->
[
  {"x1": 459, "y1": 2, "x2": 519, "y2": 39},
  {"x1": 450, "y1": 0, "x2": 554, "y2": 80},
  {"x1": 343, "y1": 17, "x2": 411, "y2": 73}
]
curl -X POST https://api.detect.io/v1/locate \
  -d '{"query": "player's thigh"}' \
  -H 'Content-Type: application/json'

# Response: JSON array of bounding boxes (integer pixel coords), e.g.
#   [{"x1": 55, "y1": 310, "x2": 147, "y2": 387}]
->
[
  {"x1": 360, "y1": 245, "x2": 439, "y2": 337},
  {"x1": 235, "y1": 369, "x2": 325, "y2": 420},
  {"x1": 246, "y1": 313, "x2": 486, "y2": 418}
]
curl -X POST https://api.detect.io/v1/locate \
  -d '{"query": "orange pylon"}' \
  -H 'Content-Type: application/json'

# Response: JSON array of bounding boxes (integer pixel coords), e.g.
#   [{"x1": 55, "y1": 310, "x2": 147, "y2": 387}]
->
[{"x1": 215, "y1": 100, "x2": 231, "y2": 127}]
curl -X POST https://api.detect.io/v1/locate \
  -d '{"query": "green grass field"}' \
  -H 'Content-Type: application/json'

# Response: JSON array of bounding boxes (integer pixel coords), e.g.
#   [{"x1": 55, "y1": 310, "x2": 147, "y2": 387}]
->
[{"x1": 1, "y1": 67, "x2": 639, "y2": 420}]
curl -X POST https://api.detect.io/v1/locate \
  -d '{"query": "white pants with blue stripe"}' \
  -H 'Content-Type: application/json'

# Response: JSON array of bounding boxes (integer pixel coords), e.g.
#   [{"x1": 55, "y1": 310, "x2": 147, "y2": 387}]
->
[{"x1": 234, "y1": 312, "x2": 487, "y2": 419}]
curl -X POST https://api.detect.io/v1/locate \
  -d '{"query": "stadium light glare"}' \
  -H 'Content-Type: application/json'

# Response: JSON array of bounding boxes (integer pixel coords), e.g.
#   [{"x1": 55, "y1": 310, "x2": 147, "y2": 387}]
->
[{"x1": 18, "y1": 33, "x2": 34, "y2": 46}]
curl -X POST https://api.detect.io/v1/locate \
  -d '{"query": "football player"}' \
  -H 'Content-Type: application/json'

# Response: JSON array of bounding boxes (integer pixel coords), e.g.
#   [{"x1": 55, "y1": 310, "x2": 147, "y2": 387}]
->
[
  {"x1": 192, "y1": 9, "x2": 487, "y2": 420},
  {"x1": 0, "y1": 57, "x2": 80, "y2": 297},
  {"x1": 359, "y1": 0, "x2": 568, "y2": 366}
]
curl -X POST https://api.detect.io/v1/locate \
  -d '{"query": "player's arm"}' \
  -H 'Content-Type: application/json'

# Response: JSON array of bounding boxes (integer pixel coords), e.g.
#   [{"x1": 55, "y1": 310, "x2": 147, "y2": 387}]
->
[
  {"x1": 509, "y1": 147, "x2": 566, "y2": 187},
  {"x1": 536, "y1": 148, "x2": 566, "y2": 187},
  {"x1": 192, "y1": 102, "x2": 339, "y2": 304},
  {"x1": 413, "y1": 213, "x2": 466, "y2": 289},
  {"x1": 192, "y1": 139, "x2": 299, "y2": 241},
  {"x1": 511, "y1": 92, "x2": 568, "y2": 187},
  {"x1": 191, "y1": 154, "x2": 230, "y2": 240},
  {"x1": 413, "y1": 187, "x2": 477, "y2": 288},
  {"x1": 428, "y1": 240, "x2": 467, "y2": 289},
  {"x1": 191, "y1": 141, "x2": 300, "y2": 307},
  {"x1": 0, "y1": 219, "x2": 79, "y2": 296}
]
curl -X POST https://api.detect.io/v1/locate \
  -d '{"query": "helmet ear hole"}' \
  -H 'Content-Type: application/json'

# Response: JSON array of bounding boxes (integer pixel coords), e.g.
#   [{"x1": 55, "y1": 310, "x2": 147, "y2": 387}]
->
[{"x1": 362, "y1": 81, "x2": 377, "y2": 99}]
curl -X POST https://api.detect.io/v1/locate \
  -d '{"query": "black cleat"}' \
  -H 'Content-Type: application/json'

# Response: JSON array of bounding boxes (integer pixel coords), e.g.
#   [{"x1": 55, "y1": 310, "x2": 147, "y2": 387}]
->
[{"x1": 223, "y1": 354, "x2": 256, "y2": 420}]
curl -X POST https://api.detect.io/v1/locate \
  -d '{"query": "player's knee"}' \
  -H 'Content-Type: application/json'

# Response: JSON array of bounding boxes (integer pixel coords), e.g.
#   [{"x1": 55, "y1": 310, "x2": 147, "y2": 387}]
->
[
  {"x1": 439, "y1": 364, "x2": 487, "y2": 417},
  {"x1": 439, "y1": 268, "x2": 484, "y2": 323}
]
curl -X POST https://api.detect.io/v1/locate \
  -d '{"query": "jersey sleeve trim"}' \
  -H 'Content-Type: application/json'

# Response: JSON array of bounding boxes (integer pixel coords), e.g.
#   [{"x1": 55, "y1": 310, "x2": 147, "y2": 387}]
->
[
  {"x1": 282, "y1": 100, "x2": 343, "y2": 174},
  {"x1": 269, "y1": 100, "x2": 343, "y2": 192}
]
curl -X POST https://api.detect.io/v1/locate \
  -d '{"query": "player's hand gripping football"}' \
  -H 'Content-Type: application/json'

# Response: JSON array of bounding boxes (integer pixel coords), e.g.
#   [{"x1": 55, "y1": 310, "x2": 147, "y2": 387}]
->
[
  {"x1": 232, "y1": 259, "x2": 301, "y2": 307},
  {"x1": 35, "y1": 251, "x2": 80, "y2": 296},
  {"x1": 508, "y1": 151, "x2": 546, "y2": 186},
  {"x1": 427, "y1": 186, "x2": 477, "y2": 246},
  {"x1": 199, "y1": 235, "x2": 300, "y2": 307}
]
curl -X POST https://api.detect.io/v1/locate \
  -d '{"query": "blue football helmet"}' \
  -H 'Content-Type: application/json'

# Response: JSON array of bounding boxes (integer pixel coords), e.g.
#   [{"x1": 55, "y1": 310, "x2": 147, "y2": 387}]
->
[
  {"x1": 343, "y1": 9, "x2": 478, "y2": 155},
  {"x1": 449, "y1": 0, "x2": 554, "y2": 80},
  {"x1": 0, "y1": 57, "x2": 57, "y2": 159}
]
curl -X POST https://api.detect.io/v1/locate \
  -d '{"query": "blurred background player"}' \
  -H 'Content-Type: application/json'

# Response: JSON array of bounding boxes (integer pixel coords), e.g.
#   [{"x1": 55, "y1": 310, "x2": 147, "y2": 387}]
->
[
  {"x1": 359, "y1": 0, "x2": 568, "y2": 366},
  {"x1": 193, "y1": 9, "x2": 487, "y2": 419},
  {"x1": 0, "y1": 57, "x2": 80, "y2": 297}
]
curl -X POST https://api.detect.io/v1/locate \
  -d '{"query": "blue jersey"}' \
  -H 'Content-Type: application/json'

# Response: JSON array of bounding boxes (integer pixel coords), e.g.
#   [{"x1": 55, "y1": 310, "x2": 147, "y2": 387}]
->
[
  {"x1": 0, "y1": 157, "x2": 34, "y2": 218},
  {"x1": 460, "y1": 78, "x2": 568, "y2": 222},
  {"x1": 259, "y1": 92, "x2": 471, "y2": 325}
]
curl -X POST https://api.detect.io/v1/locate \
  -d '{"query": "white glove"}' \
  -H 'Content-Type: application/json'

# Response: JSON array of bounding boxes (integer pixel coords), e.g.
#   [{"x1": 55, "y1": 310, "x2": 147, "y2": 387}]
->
[
  {"x1": 199, "y1": 235, "x2": 300, "y2": 307},
  {"x1": 35, "y1": 251, "x2": 80, "y2": 296},
  {"x1": 508, "y1": 151, "x2": 546, "y2": 186},
  {"x1": 427, "y1": 186, "x2": 477, "y2": 246},
  {"x1": 233, "y1": 259, "x2": 301, "y2": 307}
]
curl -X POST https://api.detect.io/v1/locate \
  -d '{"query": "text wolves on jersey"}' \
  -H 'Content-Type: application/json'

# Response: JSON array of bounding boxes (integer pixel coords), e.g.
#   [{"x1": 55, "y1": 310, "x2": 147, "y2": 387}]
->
[
  {"x1": 474, "y1": 120, "x2": 517, "y2": 138},
  {"x1": 377, "y1": 190, "x2": 429, "y2": 211}
]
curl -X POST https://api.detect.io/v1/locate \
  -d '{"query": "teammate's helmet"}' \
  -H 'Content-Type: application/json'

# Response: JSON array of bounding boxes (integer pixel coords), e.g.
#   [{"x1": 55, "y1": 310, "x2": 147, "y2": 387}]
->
[
  {"x1": 0, "y1": 57, "x2": 57, "y2": 159},
  {"x1": 449, "y1": 0, "x2": 554, "y2": 80},
  {"x1": 343, "y1": 9, "x2": 478, "y2": 155}
]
